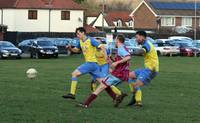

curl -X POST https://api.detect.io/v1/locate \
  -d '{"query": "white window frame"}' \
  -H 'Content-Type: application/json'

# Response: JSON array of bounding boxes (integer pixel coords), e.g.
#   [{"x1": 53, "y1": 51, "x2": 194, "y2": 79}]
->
[
  {"x1": 116, "y1": 20, "x2": 122, "y2": 27},
  {"x1": 128, "y1": 20, "x2": 134, "y2": 27},
  {"x1": 182, "y1": 17, "x2": 192, "y2": 27},
  {"x1": 161, "y1": 17, "x2": 175, "y2": 26}
]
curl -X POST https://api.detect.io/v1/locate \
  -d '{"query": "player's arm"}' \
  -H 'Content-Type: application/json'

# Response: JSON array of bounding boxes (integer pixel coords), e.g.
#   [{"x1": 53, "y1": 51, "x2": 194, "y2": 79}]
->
[
  {"x1": 111, "y1": 47, "x2": 131, "y2": 68},
  {"x1": 66, "y1": 43, "x2": 81, "y2": 53},
  {"x1": 137, "y1": 43, "x2": 150, "y2": 55}
]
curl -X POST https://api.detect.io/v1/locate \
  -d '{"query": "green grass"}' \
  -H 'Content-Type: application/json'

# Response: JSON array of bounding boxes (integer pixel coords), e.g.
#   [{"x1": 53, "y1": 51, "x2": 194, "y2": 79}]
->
[{"x1": 0, "y1": 55, "x2": 200, "y2": 123}]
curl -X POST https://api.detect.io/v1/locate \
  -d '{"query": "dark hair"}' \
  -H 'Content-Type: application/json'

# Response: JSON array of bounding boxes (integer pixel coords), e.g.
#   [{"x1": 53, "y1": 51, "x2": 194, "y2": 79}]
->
[
  {"x1": 75, "y1": 27, "x2": 86, "y2": 34},
  {"x1": 116, "y1": 34, "x2": 125, "y2": 43},
  {"x1": 136, "y1": 31, "x2": 147, "y2": 38}
]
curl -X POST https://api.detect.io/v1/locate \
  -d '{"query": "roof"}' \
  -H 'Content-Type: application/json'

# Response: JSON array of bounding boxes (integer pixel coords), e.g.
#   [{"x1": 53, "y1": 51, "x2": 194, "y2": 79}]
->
[
  {"x1": 131, "y1": 0, "x2": 200, "y2": 17},
  {"x1": 0, "y1": 0, "x2": 84, "y2": 10},
  {"x1": 85, "y1": 11, "x2": 99, "y2": 17},
  {"x1": 84, "y1": 24, "x2": 99, "y2": 33},
  {"x1": 104, "y1": 11, "x2": 132, "y2": 27}
]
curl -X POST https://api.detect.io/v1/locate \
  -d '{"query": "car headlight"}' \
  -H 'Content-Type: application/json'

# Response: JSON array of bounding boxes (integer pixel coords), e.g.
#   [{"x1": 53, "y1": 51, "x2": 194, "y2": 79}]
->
[
  {"x1": 55, "y1": 49, "x2": 58, "y2": 52},
  {"x1": 185, "y1": 48, "x2": 191, "y2": 51},
  {"x1": 18, "y1": 49, "x2": 22, "y2": 54},
  {"x1": 40, "y1": 49, "x2": 45, "y2": 53},
  {"x1": 1, "y1": 50, "x2": 9, "y2": 53}
]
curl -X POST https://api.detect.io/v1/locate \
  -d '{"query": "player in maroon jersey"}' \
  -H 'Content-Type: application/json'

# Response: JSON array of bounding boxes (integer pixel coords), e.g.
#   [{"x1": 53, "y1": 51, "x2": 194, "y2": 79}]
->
[{"x1": 77, "y1": 34, "x2": 131, "y2": 108}]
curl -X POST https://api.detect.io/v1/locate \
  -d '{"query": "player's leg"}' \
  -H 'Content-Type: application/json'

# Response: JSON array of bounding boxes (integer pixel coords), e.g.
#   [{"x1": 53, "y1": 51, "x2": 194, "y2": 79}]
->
[
  {"x1": 96, "y1": 64, "x2": 123, "y2": 99},
  {"x1": 129, "y1": 69, "x2": 158, "y2": 107},
  {"x1": 127, "y1": 69, "x2": 143, "y2": 106},
  {"x1": 78, "y1": 74, "x2": 124, "y2": 108},
  {"x1": 90, "y1": 79, "x2": 97, "y2": 92},
  {"x1": 77, "y1": 80, "x2": 108, "y2": 108},
  {"x1": 62, "y1": 63, "x2": 92, "y2": 99}
]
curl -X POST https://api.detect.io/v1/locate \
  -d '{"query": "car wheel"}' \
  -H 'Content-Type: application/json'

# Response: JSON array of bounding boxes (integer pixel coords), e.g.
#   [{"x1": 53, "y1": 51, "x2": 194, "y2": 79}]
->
[
  {"x1": 16, "y1": 56, "x2": 21, "y2": 59},
  {"x1": 157, "y1": 51, "x2": 161, "y2": 56},
  {"x1": 54, "y1": 54, "x2": 58, "y2": 58},
  {"x1": 35, "y1": 53, "x2": 42, "y2": 59},
  {"x1": 30, "y1": 53, "x2": 33, "y2": 58}
]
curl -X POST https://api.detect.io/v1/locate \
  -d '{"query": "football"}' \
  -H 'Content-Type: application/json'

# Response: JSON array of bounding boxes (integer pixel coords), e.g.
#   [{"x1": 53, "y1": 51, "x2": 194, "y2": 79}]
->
[{"x1": 26, "y1": 68, "x2": 38, "y2": 79}]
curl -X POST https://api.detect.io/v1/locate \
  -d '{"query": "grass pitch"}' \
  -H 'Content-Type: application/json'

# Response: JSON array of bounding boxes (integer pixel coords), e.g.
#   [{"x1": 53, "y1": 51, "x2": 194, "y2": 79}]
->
[{"x1": 0, "y1": 55, "x2": 200, "y2": 123}]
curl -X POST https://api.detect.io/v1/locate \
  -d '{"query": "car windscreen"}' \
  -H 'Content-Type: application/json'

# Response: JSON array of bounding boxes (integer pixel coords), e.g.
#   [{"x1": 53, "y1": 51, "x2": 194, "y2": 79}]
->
[
  {"x1": 37, "y1": 41, "x2": 54, "y2": 46},
  {"x1": 0, "y1": 42, "x2": 15, "y2": 48}
]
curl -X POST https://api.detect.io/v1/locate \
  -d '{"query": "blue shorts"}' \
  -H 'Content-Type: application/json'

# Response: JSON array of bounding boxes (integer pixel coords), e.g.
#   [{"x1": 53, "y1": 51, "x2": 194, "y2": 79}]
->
[
  {"x1": 103, "y1": 74, "x2": 122, "y2": 86},
  {"x1": 92, "y1": 63, "x2": 109, "y2": 80},
  {"x1": 77, "y1": 62, "x2": 104, "y2": 80},
  {"x1": 130, "y1": 68, "x2": 158, "y2": 85}
]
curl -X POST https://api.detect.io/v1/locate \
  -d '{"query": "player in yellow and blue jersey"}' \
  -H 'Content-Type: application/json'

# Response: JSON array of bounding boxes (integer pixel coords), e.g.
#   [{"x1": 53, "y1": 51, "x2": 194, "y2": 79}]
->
[
  {"x1": 62, "y1": 27, "x2": 121, "y2": 101},
  {"x1": 127, "y1": 31, "x2": 159, "y2": 107}
]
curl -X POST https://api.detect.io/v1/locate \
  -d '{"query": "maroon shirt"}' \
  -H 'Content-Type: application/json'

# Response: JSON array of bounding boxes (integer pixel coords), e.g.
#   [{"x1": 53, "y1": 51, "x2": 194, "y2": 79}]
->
[{"x1": 111, "y1": 46, "x2": 130, "y2": 81}]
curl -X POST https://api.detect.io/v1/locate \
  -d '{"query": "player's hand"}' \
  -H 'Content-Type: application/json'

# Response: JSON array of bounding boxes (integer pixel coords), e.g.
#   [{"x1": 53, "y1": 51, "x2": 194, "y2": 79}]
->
[
  {"x1": 66, "y1": 45, "x2": 72, "y2": 50},
  {"x1": 111, "y1": 62, "x2": 119, "y2": 69},
  {"x1": 106, "y1": 57, "x2": 112, "y2": 64}
]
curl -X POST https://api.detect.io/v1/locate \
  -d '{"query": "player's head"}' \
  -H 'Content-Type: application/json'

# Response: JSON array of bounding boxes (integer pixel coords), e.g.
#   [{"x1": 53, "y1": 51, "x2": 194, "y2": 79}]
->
[
  {"x1": 135, "y1": 31, "x2": 147, "y2": 44},
  {"x1": 75, "y1": 27, "x2": 86, "y2": 40},
  {"x1": 115, "y1": 34, "x2": 125, "y2": 47}
]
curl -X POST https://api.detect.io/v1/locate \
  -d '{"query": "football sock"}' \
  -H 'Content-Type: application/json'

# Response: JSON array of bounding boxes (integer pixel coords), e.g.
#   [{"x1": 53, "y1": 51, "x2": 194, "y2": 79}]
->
[
  {"x1": 70, "y1": 77, "x2": 77, "y2": 95},
  {"x1": 105, "y1": 86, "x2": 117, "y2": 100},
  {"x1": 135, "y1": 87, "x2": 142, "y2": 102},
  {"x1": 111, "y1": 85, "x2": 122, "y2": 96},
  {"x1": 129, "y1": 83, "x2": 135, "y2": 93},
  {"x1": 84, "y1": 94, "x2": 97, "y2": 106},
  {"x1": 91, "y1": 81, "x2": 97, "y2": 92}
]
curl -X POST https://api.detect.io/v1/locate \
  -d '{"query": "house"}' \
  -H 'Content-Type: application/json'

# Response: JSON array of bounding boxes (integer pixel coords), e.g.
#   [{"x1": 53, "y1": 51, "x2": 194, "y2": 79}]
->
[
  {"x1": 130, "y1": 0, "x2": 200, "y2": 31},
  {"x1": 0, "y1": 0, "x2": 84, "y2": 33},
  {"x1": 91, "y1": 11, "x2": 134, "y2": 33},
  {"x1": 86, "y1": 12, "x2": 99, "y2": 25}
]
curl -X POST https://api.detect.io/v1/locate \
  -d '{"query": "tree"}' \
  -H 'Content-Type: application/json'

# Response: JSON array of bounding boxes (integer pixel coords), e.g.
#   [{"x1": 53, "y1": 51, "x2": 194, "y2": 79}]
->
[{"x1": 74, "y1": 0, "x2": 85, "y2": 3}]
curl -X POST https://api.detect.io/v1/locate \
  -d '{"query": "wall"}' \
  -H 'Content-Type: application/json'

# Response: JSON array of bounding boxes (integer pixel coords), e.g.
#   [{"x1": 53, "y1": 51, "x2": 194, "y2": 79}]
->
[
  {"x1": 133, "y1": 3, "x2": 157, "y2": 30},
  {"x1": 2, "y1": 9, "x2": 84, "y2": 33},
  {"x1": 50, "y1": 10, "x2": 83, "y2": 32}
]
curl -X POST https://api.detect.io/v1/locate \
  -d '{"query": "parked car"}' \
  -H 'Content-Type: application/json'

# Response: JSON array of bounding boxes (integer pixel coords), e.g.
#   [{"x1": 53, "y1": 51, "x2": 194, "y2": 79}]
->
[
  {"x1": 51, "y1": 38, "x2": 72, "y2": 55},
  {"x1": 156, "y1": 39, "x2": 174, "y2": 43},
  {"x1": 154, "y1": 42, "x2": 180, "y2": 56},
  {"x1": 0, "y1": 41, "x2": 22, "y2": 59},
  {"x1": 172, "y1": 42, "x2": 195, "y2": 56},
  {"x1": 168, "y1": 36, "x2": 193, "y2": 41},
  {"x1": 193, "y1": 41, "x2": 200, "y2": 56},
  {"x1": 19, "y1": 39, "x2": 58, "y2": 58}
]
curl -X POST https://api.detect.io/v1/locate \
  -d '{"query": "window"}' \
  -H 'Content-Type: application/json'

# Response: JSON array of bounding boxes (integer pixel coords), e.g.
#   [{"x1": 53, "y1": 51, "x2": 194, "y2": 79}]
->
[
  {"x1": 61, "y1": 11, "x2": 70, "y2": 20},
  {"x1": 128, "y1": 21, "x2": 134, "y2": 27},
  {"x1": 116, "y1": 20, "x2": 122, "y2": 27},
  {"x1": 28, "y1": 10, "x2": 37, "y2": 20},
  {"x1": 161, "y1": 17, "x2": 175, "y2": 26},
  {"x1": 182, "y1": 17, "x2": 192, "y2": 26}
]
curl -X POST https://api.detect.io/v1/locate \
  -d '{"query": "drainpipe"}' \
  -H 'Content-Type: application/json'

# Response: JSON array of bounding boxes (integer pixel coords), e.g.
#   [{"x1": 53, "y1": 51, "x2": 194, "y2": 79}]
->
[
  {"x1": 48, "y1": 9, "x2": 51, "y2": 33},
  {"x1": 1, "y1": 9, "x2": 3, "y2": 25}
]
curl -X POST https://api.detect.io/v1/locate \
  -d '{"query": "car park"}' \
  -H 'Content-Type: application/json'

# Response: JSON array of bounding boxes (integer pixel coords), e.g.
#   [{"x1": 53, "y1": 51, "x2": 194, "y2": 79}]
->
[
  {"x1": 154, "y1": 42, "x2": 179, "y2": 56},
  {"x1": 0, "y1": 41, "x2": 22, "y2": 59}
]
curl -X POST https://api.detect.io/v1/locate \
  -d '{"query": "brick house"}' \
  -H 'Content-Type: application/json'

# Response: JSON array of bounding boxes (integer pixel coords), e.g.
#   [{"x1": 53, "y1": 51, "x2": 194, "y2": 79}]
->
[{"x1": 130, "y1": 0, "x2": 200, "y2": 31}]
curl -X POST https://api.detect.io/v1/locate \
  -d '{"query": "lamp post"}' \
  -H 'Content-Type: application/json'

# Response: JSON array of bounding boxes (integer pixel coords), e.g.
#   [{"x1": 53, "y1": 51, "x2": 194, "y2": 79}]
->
[
  {"x1": 194, "y1": 0, "x2": 197, "y2": 41},
  {"x1": 102, "y1": 0, "x2": 105, "y2": 32}
]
